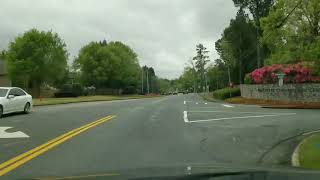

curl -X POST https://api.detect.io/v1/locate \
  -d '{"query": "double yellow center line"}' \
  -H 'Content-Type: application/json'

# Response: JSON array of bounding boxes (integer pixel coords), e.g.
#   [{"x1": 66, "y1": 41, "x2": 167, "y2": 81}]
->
[{"x1": 0, "y1": 115, "x2": 116, "y2": 176}]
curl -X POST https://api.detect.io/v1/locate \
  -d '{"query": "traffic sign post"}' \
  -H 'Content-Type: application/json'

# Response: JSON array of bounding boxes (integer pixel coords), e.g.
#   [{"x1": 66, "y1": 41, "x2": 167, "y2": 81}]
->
[{"x1": 276, "y1": 73, "x2": 286, "y2": 87}]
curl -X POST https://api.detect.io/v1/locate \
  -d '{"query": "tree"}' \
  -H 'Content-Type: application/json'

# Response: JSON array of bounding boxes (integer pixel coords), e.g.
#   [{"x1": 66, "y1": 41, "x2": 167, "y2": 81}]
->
[
  {"x1": 232, "y1": 0, "x2": 275, "y2": 67},
  {"x1": 193, "y1": 44, "x2": 210, "y2": 92},
  {"x1": 261, "y1": 0, "x2": 320, "y2": 73},
  {"x1": 216, "y1": 11, "x2": 259, "y2": 84},
  {"x1": 74, "y1": 41, "x2": 141, "y2": 92},
  {"x1": 141, "y1": 66, "x2": 159, "y2": 94},
  {"x1": 5, "y1": 29, "x2": 68, "y2": 97},
  {"x1": 207, "y1": 61, "x2": 229, "y2": 90},
  {"x1": 158, "y1": 78, "x2": 171, "y2": 94},
  {"x1": 179, "y1": 67, "x2": 197, "y2": 92},
  {"x1": 215, "y1": 39, "x2": 235, "y2": 85}
]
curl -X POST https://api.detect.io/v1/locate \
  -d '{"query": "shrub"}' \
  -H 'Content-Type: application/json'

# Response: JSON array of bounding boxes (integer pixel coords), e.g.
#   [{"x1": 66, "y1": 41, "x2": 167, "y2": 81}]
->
[
  {"x1": 54, "y1": 83, "x2": 83, "y2": 98},
  {"x1": 213, "y1": 87, "x2": 241, "y2": 100},
  {"x1": 245, "y1": 63, "x2": 320, "y2": 84},
  {"x1": 244, "y1": 73, "x2": 253, "y2": 84}
]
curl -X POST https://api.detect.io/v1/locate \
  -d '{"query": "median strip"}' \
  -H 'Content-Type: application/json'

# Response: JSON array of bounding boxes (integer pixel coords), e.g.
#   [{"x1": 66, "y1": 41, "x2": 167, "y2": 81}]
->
[{"x1": 0, "y1": 115, "x2": 116, "y2": 176}]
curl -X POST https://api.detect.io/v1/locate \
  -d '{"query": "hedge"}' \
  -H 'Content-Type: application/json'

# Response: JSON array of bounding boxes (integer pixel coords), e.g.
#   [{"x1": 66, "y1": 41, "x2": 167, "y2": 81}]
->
[{"x1": 212, "y1": 87, "x2": 241, "y2": 100}]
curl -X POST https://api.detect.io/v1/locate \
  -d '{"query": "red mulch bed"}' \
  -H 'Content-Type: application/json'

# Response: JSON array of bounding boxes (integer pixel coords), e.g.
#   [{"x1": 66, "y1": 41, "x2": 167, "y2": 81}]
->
[{"x1": 226, "y1": 97, "x2": 320, "y2": 109}]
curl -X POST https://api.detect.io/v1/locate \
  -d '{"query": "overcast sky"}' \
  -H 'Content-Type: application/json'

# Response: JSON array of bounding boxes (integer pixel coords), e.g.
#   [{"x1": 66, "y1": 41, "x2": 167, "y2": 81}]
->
[{"x1": 0, "y1": 0, "x2": 237, "y2": 79}]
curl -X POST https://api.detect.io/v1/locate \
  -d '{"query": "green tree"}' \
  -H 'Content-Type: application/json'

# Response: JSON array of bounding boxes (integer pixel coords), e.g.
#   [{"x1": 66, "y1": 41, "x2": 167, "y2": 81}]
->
[
  {"x1": 207, "y1": 60, "x2": 229, "y2": 90},
  {"x1": 179, "y1": 67, "x2": 196, "y2": 92},
  {"x1": 261, "y1": 0, "x2": 320, "y2": 73},
  {"x1": 75, "y1": 41, "x2": 141, "y2": 92},
  {"x1": 5, "y1": 29, "x2": 68, "y2": 97},
  {"x1": 193, "y1": 44, "x2": 210, "y2": 92},
  {"x1": 232, "y1": 0, "x2": 275, "y2": 67},
  {"x1": 141, "y1": 66, "x2": 159, "y2": 94},
  {"x1": 215, "y1": 11, "x2": 259, "y2": 84},
  {"x1": 158, "y1": 78, "x2": 171, "y2": 94},
  {"x1": 216, "y1": 39, "x2": 235, "y2": 85}
]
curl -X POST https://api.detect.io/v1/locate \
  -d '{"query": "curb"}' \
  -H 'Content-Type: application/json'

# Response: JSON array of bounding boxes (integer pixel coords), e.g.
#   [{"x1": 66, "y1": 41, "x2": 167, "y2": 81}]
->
[
  {"x1": 291, "y1": 133, "x2": 317, "y2": 167},
  {"x1": 262, "y1": 105, "x2": 320, "y2": 109}
]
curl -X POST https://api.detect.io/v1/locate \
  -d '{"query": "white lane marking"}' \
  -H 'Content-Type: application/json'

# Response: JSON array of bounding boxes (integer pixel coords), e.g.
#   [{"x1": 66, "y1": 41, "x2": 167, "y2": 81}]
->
[
  {"x1": 184, "y1": 101, "x2": 186, "y2": 105},
  {"x1": 188, "y1": 113, "x2": 296, "y2": 123},
  {"x1": 183, "y1": 111, "x2": 189, "y2": 123},
  {"x1": 192, "y1": 107, "x2": 220, "y2": 109},
  {"x1": 188, "y1": 111, "x2": 297, "y2": 115},
  {"x1": 222, "y1": 104, "x2": 234, "y2": 108},
  {"x1": 0, "y1": 127, "x2": 29, "y2": 138}
]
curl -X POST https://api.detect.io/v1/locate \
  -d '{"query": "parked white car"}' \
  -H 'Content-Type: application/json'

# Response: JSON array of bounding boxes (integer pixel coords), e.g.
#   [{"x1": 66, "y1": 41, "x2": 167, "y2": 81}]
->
[{"x1": 0, "y1": 87, "x2": 32, "y2": 117}]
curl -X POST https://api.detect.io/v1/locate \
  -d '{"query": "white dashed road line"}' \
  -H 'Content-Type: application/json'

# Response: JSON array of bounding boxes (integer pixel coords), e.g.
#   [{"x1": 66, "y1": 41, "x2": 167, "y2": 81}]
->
[
  {"x1": 183, "y1": 111, "x2": 189, "y2": 123},
  {"x1": 222, "y1": 104, "x2": 234, "y2": 108}
]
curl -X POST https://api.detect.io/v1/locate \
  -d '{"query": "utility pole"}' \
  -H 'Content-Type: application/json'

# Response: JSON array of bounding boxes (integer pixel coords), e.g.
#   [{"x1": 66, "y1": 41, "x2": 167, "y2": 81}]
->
[
  {"x1": 239, "y1": 33, "x2": 243, "y2": 84},
  {"x1": 146, "y1": 69, "x2": 150, "y2": 94},
  {"x1": 256, "y1": 27, "x2": 261, "y2": 68},
  {"x1": 205, "y1": 75, "x2": 209, "y2": 93},
  {"x1": 141, "y1": 69, "x2": 144, "y2": 94}
]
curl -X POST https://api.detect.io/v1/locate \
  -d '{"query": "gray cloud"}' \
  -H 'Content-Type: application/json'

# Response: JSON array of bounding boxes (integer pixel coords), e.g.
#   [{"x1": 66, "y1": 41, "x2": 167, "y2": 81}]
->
[{"x1": 0, "y1": 0, "x2": 237, "y2": 79}]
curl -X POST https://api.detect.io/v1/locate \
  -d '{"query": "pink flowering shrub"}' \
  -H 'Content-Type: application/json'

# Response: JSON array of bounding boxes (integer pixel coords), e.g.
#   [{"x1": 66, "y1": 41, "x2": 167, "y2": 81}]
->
[{"x1": 245, "y1": 64, "x2": 320, "y2": 84}]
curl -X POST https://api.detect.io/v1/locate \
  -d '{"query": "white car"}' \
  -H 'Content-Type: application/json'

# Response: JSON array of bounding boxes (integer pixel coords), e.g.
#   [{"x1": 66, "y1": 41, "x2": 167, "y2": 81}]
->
[{"x1": 0, "y1": 87, "x2": 32, "y2": 117}]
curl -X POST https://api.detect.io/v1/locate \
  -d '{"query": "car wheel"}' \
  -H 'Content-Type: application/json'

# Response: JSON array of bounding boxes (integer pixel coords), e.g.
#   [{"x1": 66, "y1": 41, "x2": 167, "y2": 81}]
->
[
  {"x1": 24, "y1": 103, "x2": 30, "y2": 114},
  {"x1": 0, "y1": 106, "x2": 3, "y2": 118}
]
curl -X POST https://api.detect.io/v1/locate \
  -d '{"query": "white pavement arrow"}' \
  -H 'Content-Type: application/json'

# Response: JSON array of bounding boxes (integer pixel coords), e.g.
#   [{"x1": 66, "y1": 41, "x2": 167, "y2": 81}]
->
[{"x1": 0, "y1": 127, "x2": 29, "y2": 138}]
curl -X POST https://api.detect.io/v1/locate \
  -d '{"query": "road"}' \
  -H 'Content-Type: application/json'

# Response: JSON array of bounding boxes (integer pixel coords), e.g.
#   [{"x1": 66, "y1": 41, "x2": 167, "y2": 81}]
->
[{"x1": 1, "y1": 94, "x2": 320, "y2": 179}]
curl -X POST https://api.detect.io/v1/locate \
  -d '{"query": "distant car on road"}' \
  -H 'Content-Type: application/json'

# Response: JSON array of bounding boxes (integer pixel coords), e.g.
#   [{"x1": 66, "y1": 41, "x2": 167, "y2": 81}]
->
[{"x1": 0, "y1": 87, "x2": 32, "y2": 117}]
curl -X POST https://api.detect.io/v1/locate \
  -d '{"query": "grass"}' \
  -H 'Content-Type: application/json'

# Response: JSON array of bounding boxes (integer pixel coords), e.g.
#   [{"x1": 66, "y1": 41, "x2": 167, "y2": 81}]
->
[
  {"x1": 225, "y1": 96, "x2": 320, "y2": 109},
  {"x1": 32, "y1": 95, "x2": 157, "y2": 106},
  {"x1": 299, "y1": 134, "x2": 320, "y2": 170},
  {"x1": 198, "y1": 92, "x2": 218, "y2": 102}
]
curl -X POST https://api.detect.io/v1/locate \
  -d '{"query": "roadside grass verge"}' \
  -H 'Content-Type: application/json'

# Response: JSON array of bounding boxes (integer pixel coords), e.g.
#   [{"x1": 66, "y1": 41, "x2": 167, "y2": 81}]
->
[
  {"x1": 33, "y1": 95, "x2": 157, "y2": 106},
  {"x1": 198, "y1": 93, "x2": 219, "y2": 102},
  {"x1": 299, "y1": 134, "x2": 320, "y2": 170},
  {"x1": 226, "y1": 97, "x2": 320, "y2": 109}
]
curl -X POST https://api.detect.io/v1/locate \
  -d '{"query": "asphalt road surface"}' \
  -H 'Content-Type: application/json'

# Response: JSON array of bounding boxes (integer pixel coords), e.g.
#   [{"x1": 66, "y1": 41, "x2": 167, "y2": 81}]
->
[{"x1": 1, "y1": 94, "x2": 320, "y2": 179}]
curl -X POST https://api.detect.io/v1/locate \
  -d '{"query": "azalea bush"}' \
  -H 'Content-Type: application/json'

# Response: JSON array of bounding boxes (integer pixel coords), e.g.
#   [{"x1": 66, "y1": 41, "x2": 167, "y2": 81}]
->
[{"x1": 245, "y1": 64, "x2": 320, "y2": 84}]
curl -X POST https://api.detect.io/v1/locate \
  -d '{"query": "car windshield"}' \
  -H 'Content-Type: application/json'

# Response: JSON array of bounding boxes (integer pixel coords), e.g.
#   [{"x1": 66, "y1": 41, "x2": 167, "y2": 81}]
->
[
  {"x1": 0, "y1": 88, "x2": 8, "y2": 97},
  {"x1": 1, "y1": 0, "x2": 320, "y2": 179}
]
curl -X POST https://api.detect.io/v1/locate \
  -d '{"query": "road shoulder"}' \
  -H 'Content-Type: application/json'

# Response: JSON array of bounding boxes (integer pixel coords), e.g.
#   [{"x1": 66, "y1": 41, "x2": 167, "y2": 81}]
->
[{"x1": 33, "y1": 95, "x2": 158, "y2": 106}]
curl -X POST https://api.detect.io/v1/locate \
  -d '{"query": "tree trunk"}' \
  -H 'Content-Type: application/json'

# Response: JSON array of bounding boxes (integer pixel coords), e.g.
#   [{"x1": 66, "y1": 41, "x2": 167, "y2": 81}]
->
[{"x1": 227, "y1": 66, "x2": 231, "y2": 85}]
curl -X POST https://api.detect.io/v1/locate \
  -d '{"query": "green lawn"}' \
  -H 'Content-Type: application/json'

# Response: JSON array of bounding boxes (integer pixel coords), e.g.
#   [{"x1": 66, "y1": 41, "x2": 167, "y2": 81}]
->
[
  {"x1": 33, "y1": 95, "x2": 156, "y2": 106},
  {"x1": 299, "y1": 134, "x2": 320, "y2": 170}
]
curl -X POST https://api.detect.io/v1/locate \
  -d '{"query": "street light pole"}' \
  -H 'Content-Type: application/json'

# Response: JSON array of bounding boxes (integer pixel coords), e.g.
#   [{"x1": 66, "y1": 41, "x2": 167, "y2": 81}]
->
[
  {"x1": 141, "y1": 69, "x2": 144, "y2": 94},
  {"x1": 146, "y1": 69, "x2": 150, "y2": 94}
]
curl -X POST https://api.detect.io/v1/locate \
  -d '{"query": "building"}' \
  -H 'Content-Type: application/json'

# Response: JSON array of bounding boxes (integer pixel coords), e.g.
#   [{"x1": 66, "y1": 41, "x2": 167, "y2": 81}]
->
[{"x1": 0, "y1": 59, "x2": 12, "y2": 86}]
